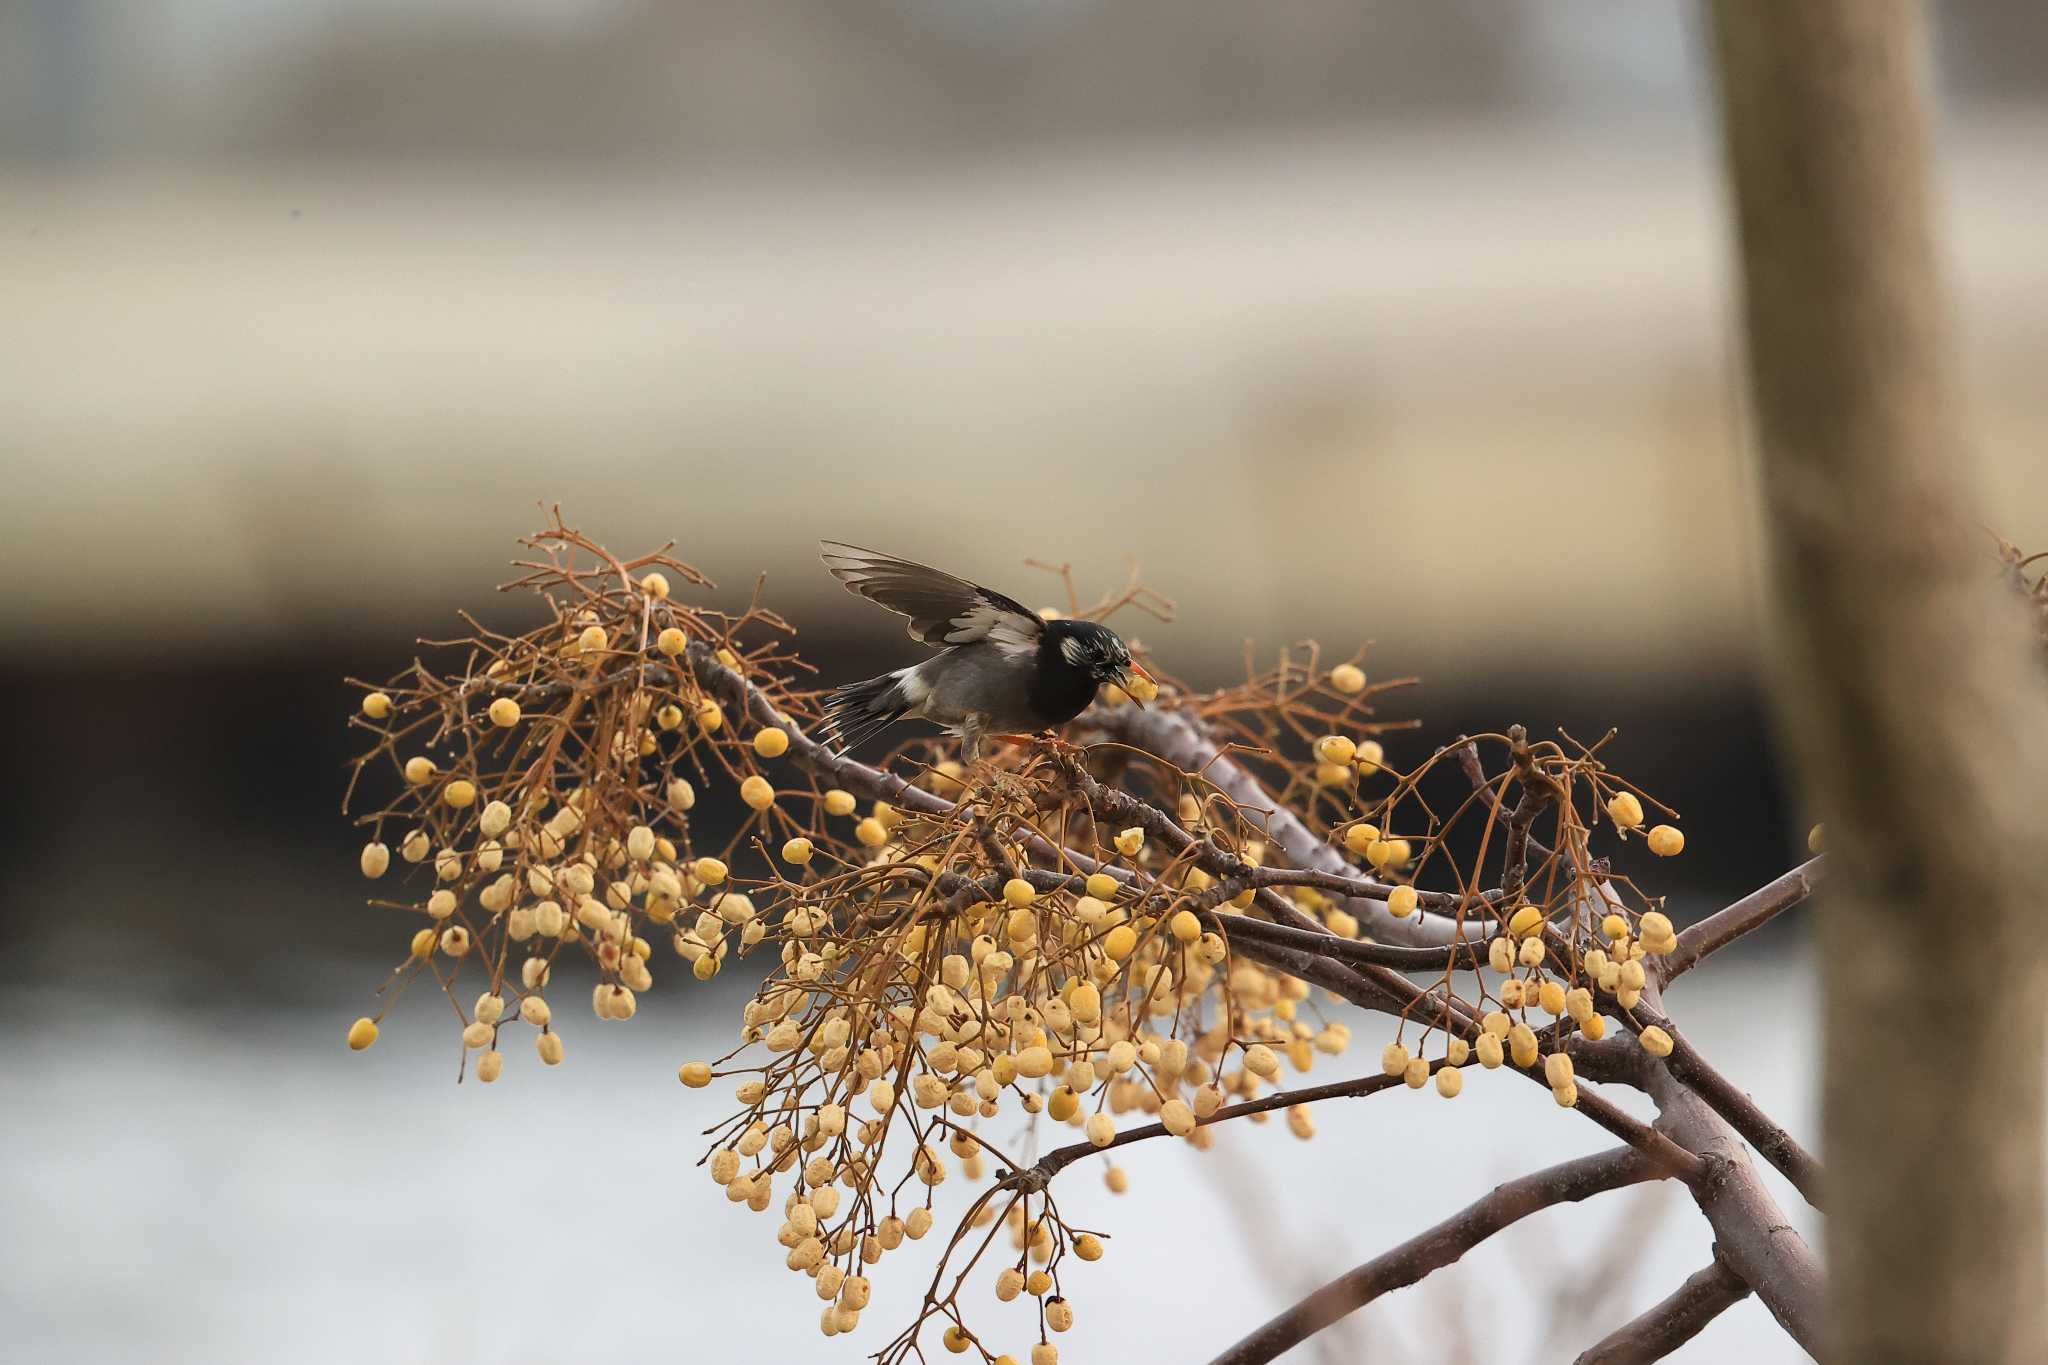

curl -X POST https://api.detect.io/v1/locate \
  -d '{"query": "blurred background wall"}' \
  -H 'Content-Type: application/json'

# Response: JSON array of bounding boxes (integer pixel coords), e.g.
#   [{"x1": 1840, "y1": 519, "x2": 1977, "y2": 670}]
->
[{"x1": 0, "y1": 4, "x2": 2041, "y2": 1362}]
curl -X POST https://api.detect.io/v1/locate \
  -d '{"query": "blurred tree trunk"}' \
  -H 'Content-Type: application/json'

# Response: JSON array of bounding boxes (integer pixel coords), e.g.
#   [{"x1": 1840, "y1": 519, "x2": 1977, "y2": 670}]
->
[{"x1": 1711, "y1": 3, "x2": 2048, "y2": 1361}]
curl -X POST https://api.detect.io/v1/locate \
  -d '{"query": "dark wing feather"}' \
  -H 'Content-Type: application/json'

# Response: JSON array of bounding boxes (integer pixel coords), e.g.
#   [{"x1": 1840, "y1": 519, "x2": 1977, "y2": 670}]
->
[{"x1": 819, "y1": 542, "x2": 1044, "y2": 654}]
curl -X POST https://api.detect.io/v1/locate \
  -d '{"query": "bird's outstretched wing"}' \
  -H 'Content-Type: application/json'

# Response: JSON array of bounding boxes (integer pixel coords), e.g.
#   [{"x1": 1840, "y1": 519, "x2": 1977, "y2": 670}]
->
[{"x1": 820, "y1": 542, "x2": 1044, "y2": 654}]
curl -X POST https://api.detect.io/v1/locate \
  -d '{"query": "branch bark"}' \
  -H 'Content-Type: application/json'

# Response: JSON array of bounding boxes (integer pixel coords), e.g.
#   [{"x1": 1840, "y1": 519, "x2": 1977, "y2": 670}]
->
[
  {"x1": 1713, "y1": 1, "x2": 2048, "y2": 1358},
  {"x1": 1209, "y1": 1147, "x2": 1666, "y2": 1365},
  {"x1": 1659, "y1": 857, "x2": 1823, "y2": 984},
  {"x1": 1572, "y1": 1254, "x2": 1752, "y2": 1365}
]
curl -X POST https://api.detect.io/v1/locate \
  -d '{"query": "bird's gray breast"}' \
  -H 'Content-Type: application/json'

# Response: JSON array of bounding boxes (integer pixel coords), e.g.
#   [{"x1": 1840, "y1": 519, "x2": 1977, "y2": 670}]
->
[{"x1": 910, "y1": 646, "x2": 1040, "y2": 731}]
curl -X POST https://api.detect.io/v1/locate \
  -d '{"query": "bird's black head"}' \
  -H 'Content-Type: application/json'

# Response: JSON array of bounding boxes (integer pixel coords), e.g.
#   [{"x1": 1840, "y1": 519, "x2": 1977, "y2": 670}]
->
[{"x1": 1045, "y1": 618, "x2": 1142, "y2": 695}]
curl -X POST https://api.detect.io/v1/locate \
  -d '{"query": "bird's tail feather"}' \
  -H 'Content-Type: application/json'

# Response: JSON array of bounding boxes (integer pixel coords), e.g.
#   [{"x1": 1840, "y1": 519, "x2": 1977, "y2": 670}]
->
[{"x1": 823, "y1": 671, "x2": 912, "y2": 753}]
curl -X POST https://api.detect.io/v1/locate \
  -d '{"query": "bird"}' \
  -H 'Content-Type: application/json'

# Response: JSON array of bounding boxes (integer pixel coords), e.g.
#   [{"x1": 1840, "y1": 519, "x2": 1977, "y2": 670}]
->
[{"x1": 818, "y1": 542, "x2": 1152, "y2": 763}]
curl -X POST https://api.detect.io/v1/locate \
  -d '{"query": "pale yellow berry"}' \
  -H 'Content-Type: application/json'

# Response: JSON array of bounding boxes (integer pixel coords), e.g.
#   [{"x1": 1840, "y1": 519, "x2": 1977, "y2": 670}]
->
[
  {"x1": 694, "y1": 857, "x2": 728, "y2": 886},
  {"x1": 1244, "y1": 1043, "x2": 1281, "y2": 1078},
  {"x1": 473, "y1": 993, "x2": 505, "y2": 1026},
  {"x1": 462, "y1": 1021, "x2": 492, "y2": 1050},
  {"x1": 1170, "y1": 909, "x2": 1202, "y2": 942},
  {"x1": 1045, "y1": 1298, "x2": 1075, "y2": 1333},
  {"x1": 745, "y1": 726, "x2": 788, "y2": 759},
  {"x1": 1074, "y1": 1233, "x2": 1104, "y2": 1262},
  {"x1": 1602, "y1": 913, "x2": 1630, "y2": 941},
  {"x1": 1640, "y1": 1026, "x2": 1674, "y2": 1057},
  {"x1": 440, "y1": 926, "x2": 471, "y2": 957},
  {"x1": 1475, "y1": 1033, "x2": 1504, "y2": 1068},
  {"x1": 855, "y1": 817, "x2": 888, "y2": 848},
  {"x1": 1508, "y1": 905, "x2": 1544, "y2": 938},
  {"x1": 1518, "y1": 935, "x2": 1547, "y2": 968},
  {"x1": 1161, "y1": 1099, "x2": 1196, "y2": 1136},
  {"x1": 1104, "y1": 1165, "x2": 1129, "y2": 1193},
  {"x1": 1481, "y1": 1011, "x2": 1511, "y2": 1038},
  {"x1": 1003, "y1": 878, "x2": 1036, "y2": 909},
  {"x1": 1509, "y1": 1023, "x2": 1539, "y2": 1069},
  {"x1": 694, "y1": 700, "x2": 724, "y2": 733},
  {"x1": 1401, "y1": 1056, "x2": 1428, "y2": 1088},
  {"x1": 1313, "y1": 735, "x2": 1356, "y2": 765},
  {"x1": 649, "y1": 627, "x2": 684, "y2": 658},
  {"x1": 640, "y1": 571, "x2": 671, "y2": 599},
  {"x1": 1381, "y1": 1041, "x2": 1410, "y2": 1077},
  {"x1": 1366, "y1": 838, "x2": 1410, "y2": 871},
  {"x1": 478, "y1": 800, "x2": 512, "y2": 838},
  {"x1": 1435, "y1": 1064, "x2": 1463, "y2": 1098},
  {"x1": 740, "y1": 775, "x2": 775, "y2": 811},
  {"x1": 487, "y1": 697, "x2": 521, "y2": 728},
  {"x1": 346, "y1": 1017, "x2": 379, "y2": 1051},
  {"x1": 1386, "y1": 885, "x2": 1418, "y2": 919},
  {"x1": 996, "y1": 1267, "x2": 1026, "y2": 1302},
  {"x1": 1565, "y1": 987, "x2": 1595, "y2": 1023},
  {"x1": 1102, "y1": 925, "x2": 1137, "y2": 961},
  {"x1": 403, "y1": 756, "x2": 436, "y2": 786},
  {"x1": 822, "y1": 789, "x2": 857, "y2": 817},
  {"x1": 1554, "y1": 1081, "x2": 1579, "y2": 1107},
  {"x1": 1488, "y1": 937, "x2": 1515, "y2": 973},
  {"x1": 1113, "y1": 827, "x2": 1145, "y2": 857},
  {"x1": 537, "y1": 1032, "x2": 564, "y2": 1065},
  {"x1": 361, "y1": 691, "x2": 393, "y2": 720},
  {"x1": 476, "y1": 1050, "x2": 503, "y2": 1083},
  {"x1": 442, "y1": 779, "x2": 477, "y2": 809},
  {"x1": 409, "y1": 928, "x2": 436, "y2": 959},
  {"x1": 780, "y1": 837, "x2": 814, "y2": 866},
  {"x1": 1354, "y1": 739, "x2": 1385, "y2": 775},
  {"x1": 1607, "y1": 790, "x2": 1645, "y2": 830},
  {"x1": 1639, "y1": 910, "x2": 1676, "y2": 952},
  {"x1": 400, "y1": 829, "x2": 431, "y2": 863},
  {"x1": 1581, "y1": 1013, "x2": 1608, "y2": 1040},
  {"x1": 1329, "y1": 663, "x2": 1367, "y2": 694},
  {"x1": 518, "y1": 997, "x2": 551, "y2": 1027},
  {"x1": 1086, "y1": 871, "x2": 1119, "y2": 900},
  {"x1": 1446, "y1": 1037, "x2": 1470, "y2": 1065},
  {"x1": 1033, "y1": 1345, "x2": 1059, "y2": 1365},
  {"x1": 679, "y1": 1061, "x2": 713, "y2": 1088},
  {"x1": 1647, "y1": 824, "x2": 1685, "y2": 857},
  {"x1": 1544, "y1": 1053, "x2": 1575, "y2": 1089},
  {"x1": 1343, "y1": 822, "x2": 1380, "y2": 856},
  {"x1": 1808, "y1": 822, "x2": 1825, "y2": 854},
  {"x1": 1085, "y1": 1112, "x2": 1116, "y2": 1148},
  {"x1": 1538, "y1": 980, "x2": 1567, "y2": 1015},
  {"x1": 359, "y1": 842, "x2": 390, "y2": 879}
]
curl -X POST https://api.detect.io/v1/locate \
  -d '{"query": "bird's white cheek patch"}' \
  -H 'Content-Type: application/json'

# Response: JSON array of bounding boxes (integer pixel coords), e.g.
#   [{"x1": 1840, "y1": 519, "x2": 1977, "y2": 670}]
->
[{"x1": 1061, "y1": 637, "x2": 1089, "y2": 667}]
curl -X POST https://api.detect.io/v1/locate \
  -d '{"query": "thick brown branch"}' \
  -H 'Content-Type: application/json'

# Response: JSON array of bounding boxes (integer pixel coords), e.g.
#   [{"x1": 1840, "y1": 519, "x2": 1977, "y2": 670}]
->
[
  {"x1": 1660, "y1": 857, "x2": 1824, "y2": 983},
  {"x1": 1572, "y1": 1254, "x2": 1753, "y2": 1365},
  {"x1": 1209, "y1": 1147, "x2": 1667, "y2": 1365}
]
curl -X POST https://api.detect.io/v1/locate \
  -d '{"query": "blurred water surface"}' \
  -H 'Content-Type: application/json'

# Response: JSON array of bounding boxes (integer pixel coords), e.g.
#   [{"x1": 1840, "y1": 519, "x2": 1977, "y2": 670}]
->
[{"x1": 1, "y1": 945, "x2": 1816, "y2": 1365}]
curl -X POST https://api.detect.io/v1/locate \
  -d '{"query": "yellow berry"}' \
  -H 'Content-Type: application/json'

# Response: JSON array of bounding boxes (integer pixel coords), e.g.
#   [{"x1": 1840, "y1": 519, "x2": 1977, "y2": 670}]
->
[
  {"x1": 1003, "y1": 878, "x2": 1036, "y2": 909},
  {"x1": 1342, "y1": 823, "x2": 1380, "y2": 856},
  {"x1": 403, "y1": 756, "x2": 436, "y2": 785},
  {"x1": 1113, "y1": 828, "x2": 1144, "y2": 857},
  {"x1": 1565, "y1": 987, "x2": 1595, "y2": 1023},
  {"x1": 753, "y1": 727, "x2": 790, "y2": 758},
  {"x1": 656, "y1": 704, "x2": 684, "y2": 731},
  {"x1": 1403, "y1": 1056, "x2": 1429, "y2": 1088},
  {"x1": 1386, "y1": 885, "x2": 1418, "y2": 919},
  {"x1": 439, "y1": 926, "x2": 471, "y2": 957},
  {"x1": 1170, "y1": 909, "x2": 1202, "y2": 942},
  {"x1": 1808, "y1": 822, "x2": 1825, "y2": 854},
  {"x1": 740, "y1": 775, "x2": 775, "y2": 811},
  {"x1": 782, "y1": 837, "x2": 814, "y2": 865},
  {"x1": 409, "y1": 928, "x2": 436, "y2": 959},
  {"x1": 1102, "y1": 925, "x2": 1137, "y2": 961},
  {"x1": 680, "y1": 1061, "x2": 713, "y2": 1087},
  {"x1": 1435, "y1": 1064, "x2": 1463, "y2": 1098},
  {"x1": 1244, "y1": 1043, "x2": 1280, "y2": 1078},
  {"x1": 1647, "y1": 824, "x2": 1685, "y2": 857},
  {"x1": 1074, "y1": 1233, "x2": 1104, "y2": 1261},
  {"x1": 1085, "y1": 1113, "x2": 1116, "y2": 1148},
  {"x1": 1104, "y1": 1165, "x2": 1129, "y2": 1194},
  {"x1": 346, "y1": 1017, "x2": 379, "y2": 1051},
  {"x1": 1602, "y1": 914, "x2": 1630, "y2": 941},
  {"x1": 361, "y1": 692, "x2": 392, "y2": 720},
  {"x1": 823, "y1": 789, "x2": 857, "y2": 817},
  {"x1": 693, "y1": 954, "x2": 720, "y2": 981},
  {"x1": 476, "y1": 1050, "x2": 503, "y2": 1083},
  {"x1": 656, "y1": 626, "x2": 687, "y2": 656},
  {"x1": 1327, "y1": 909, "x2": 1359, "y2": 938},
  {"x1": 359, "y1": 842, "x2": 390, "y2": 878},
  {"x1": 1366, "y1": 838, "x2": 1409, "y2": 870},
  {"x1": 1160, "y1": 1100, "x2": 1196, "y2": 1136},
  {"x1": 1475, "y1": 1033, "x2": 1504, "y2": 1068},
  {"x1": 1581, "y1": 1013, "x2": 1608, "y2": 1040},
  {"x1": 855, "y1": 817, "x2": 888, "y2": 848},
  {"x1": 695, "y1": 700, "x2": 724, "y2": 733},
  {"x1": 1354, "y1": 740, "x2": 1384, "y2": 775},
  {"x1": 1510, "y1": 1024, "x2": 1539, "y2": 1070},
  {"x1": 1086, "y1": 871, "x2": 1119, "y2": 900},
  {"x1": 1381, "y1": 1041, "x2": 1409, "y2": 1077},
  {"x1": 641, "y1": 572, "x2": 670, "y2": 599},
  {"x1": 1508, "y1": 905, "x2": 1544, "y2": 938},
  {"x1": 537, "y1": 1033, "x2": 564, "y2": 1065},
  {"x1": 1047, "y1": 1087, "x2": 1079, "y2": 1122},
  {"x1": 576, "y1": 624, "x2": 608, "y2": 655},
  {"x1": 1488, "y1": 936, "x2": 1515, "y2": 972},
  {"x1": 1045, "y1": 1298, "x2": 1074, "y2": 1333},
  {"x1": 442, "y1": 779, "x2": 477, "y2": 809},
  {"x1": 1329, "y1": 663, "x2": 1366, "y2": 694},
  {"x1": 487, "y1": 697, "x2": 521, "y2": 728},
  {"x1": 1606, "y1": 790, "x2": 1645, "y2": 830},
  {"x1": 1538, "y1": 980, "x2": 1566, "y2": 1015},
  {"x1": 1033, "y1": 1343, "x2": 1059, "y2": 1365},
  {"x1": 1640, "y1": 1026, "x2": 1674, "y2": 1057},
  {"x1": 942, "y1": 1326, "x2": 970, "y2": 1354},
  {"x1": 694, "y1": 857, "x2": 728, "y2": 885},
  {"x1": 1313, "y1": 735, "x2": 1356, "y2": 765},
  {"x1": 1553, "y1": 1081, "x2": 1579, "y2": 1108}
]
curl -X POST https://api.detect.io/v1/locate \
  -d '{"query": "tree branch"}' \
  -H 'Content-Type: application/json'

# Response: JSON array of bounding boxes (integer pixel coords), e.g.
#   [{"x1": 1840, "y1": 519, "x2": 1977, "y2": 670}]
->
[
  {"x1": 1208, "y1": 1147, "x2": 1667, "y2": 1365},
  {"x1": 1660, "y1": 857, "x2": 1824, "y2": 984},
  {"x1": 1572, "y1": 1254, "x2": 1753, "y2": 1365}
]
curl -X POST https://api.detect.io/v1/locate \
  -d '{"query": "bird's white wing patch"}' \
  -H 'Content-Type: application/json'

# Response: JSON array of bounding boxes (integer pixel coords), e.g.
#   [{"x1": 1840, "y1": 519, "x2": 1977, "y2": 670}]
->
[{"x1": 946, "y1": 602, "x2": 1041, "y2": 656}]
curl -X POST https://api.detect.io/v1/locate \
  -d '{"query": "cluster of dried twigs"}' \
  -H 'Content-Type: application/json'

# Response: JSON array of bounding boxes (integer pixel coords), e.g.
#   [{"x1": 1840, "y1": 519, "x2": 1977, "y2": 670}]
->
[{"x1": 341, "y1": 517, "x2": 1825, "y2": 1364}]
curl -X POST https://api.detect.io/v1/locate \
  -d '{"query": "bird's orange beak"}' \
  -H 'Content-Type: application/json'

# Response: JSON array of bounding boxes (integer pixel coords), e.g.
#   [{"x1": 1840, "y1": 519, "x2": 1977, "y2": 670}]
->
[{"x1": 1121, "y1": 660, "x2": 1155, "y2": 708}]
